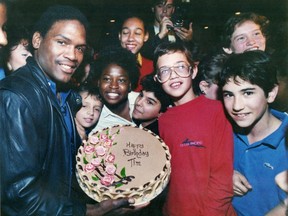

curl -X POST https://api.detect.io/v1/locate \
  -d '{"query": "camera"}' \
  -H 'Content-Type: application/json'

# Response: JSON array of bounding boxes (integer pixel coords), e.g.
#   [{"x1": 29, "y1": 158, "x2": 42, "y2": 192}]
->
[{"x1": 170, "y1": 6, "x2": 190, "y2": 29}]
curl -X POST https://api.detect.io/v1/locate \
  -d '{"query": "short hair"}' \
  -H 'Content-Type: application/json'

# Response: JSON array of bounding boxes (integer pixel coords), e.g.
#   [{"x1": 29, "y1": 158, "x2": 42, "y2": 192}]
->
[
  {"x1": 193, "y1": 53, "x2": 228, "y2": 95},
  {"x1": 153, "y1": 42, "x2": 195, "y2": 70},
  {"x1": 218, "y1": 50, "x2": 278, "y2": 97},
  {"x1": 140, "y1": 73, "x2": 171, "y2": 112},
  {"x1": 76, "y1": 83, "x2": 102, "y2": 102},
  {"x1": 90, "y1": 45, "x2": 140, "y2": 90},
  {"x1": 33, "y1": 5, "x2": 89, "y2": 38},
  {"x1": 221, "y1": 12, "x2": 270, "y2": 49}
]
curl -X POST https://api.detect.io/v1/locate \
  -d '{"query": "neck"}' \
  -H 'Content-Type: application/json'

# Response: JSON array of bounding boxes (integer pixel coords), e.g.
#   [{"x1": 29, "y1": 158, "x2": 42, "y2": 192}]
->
[
  {"x1": 141, "y1": 118, "x2": 157, "y2": 128},
  {"x1": 247, "y1": 110, "x2": 281, "y2": 144},
  {"x1": 107, "y1": 99, "x2": 132, "y2": 122}
]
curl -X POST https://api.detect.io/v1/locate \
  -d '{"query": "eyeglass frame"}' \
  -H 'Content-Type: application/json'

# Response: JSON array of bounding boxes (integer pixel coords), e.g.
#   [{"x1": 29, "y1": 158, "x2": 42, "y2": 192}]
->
[{"x1": 154, "y1": 64, "x2": 192, "y2": 83}]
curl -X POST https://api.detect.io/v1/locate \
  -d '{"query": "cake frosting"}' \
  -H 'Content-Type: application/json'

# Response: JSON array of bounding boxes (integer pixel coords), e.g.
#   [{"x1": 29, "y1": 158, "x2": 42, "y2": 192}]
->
[{"x1": 76, "y1": 124, "x2": 171, "y2": 206}]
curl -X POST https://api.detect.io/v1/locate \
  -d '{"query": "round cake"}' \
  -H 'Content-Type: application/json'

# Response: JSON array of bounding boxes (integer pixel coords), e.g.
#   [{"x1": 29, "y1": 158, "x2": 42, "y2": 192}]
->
[{"x1": 76, "y1": 124, "x2": 171, "y2": 206}]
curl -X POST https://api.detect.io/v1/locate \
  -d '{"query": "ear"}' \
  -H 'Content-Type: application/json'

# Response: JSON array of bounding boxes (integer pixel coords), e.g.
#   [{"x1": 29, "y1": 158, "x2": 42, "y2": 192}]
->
[
  {"x1": 118, "y1": 32, "x2": 121, "y2": 41},
  {"x1": 191, "y1": 65, "x2": 198, "y2": 79},
  {"x1": 199, "y1": 80, "x2": 210, "y2": 95},
  {"x1": 32, "y1": 32, "x2": 42, "y2": 49},
  {"x1": 144, "y1": 31, "x2": 149, "y2": 42},
  {"x1": 151, "y1": 7, "x2": 154, "y2": 13},
  {"x1": 7, "y1": 62, "x2": 12, "y2": 71},
  {"x1": 267, "y1": 85, "x2": 279, "y2": 103},
  {"x1": 222, "y1": 47, "x2": 233, "y2": 54}
]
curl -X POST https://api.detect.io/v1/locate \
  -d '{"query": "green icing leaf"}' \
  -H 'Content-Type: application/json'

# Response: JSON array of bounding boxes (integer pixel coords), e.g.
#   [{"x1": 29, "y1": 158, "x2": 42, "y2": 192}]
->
[
  {"x1": 92, "y1": 176, "x2": 99, "y2": 181},
  {"x1": 120, "y1": 167, "x2": 126, "y2": 177},
  {"x1": 83, "y1": 157, "x2": 89, "y2": 164},
  {"x1": 115, "y1": 183, "x2": 123, "y2": 188}
]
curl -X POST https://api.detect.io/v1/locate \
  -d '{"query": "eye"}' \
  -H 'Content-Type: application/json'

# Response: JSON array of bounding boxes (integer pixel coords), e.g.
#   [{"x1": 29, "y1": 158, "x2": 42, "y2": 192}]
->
[
  {"x1": 166, "y1": 5, "x2": 174, "y2": 9},
  {"x1": 223, "y1": 92, "x2": 233, "y2": 98},
  {"x1": 122, "y1": 30, "x2": 129, "y2": 35},
  {"x1": 57, "y1": 40, "x2": 66, "y2": 46},
  {"x1": 102, "y1": 77, "x2": 111, "y2": 82},
  {"x1": 159, "y1": 68, "x2": 170, "y2": 75},
  {"x1": 147, "y1": 99, "x2": 154, "y2": 105},
  {"x1": 236, "y1": 36, "x2": 246, "y2": 42},
  {"x1": 243, "y1": 91, "x2": 254, "y2": 96},
  {"x1": 76, "y1": 46, "x2": 86, "y2": 54},
  {"x1": 118, "y1": 78, "x2": 128, "y2": 83}
]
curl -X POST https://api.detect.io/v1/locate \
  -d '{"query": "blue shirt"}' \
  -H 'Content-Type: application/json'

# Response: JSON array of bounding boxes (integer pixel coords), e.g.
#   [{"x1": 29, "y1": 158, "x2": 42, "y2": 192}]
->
[
  {"x1": 47, "y1": 79, "x2": 73, "y2": 140},
  {"x1": 232, "y1": 109, "x2": 288, "y2": 216},
  {"x1": 0, "y1": 67, "x2": 6, "y2": 80}
]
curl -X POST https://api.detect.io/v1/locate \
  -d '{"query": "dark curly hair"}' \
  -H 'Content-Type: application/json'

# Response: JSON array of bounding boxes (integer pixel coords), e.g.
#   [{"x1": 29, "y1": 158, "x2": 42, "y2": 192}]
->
[
  {"x1": 140, "y1": 73, "x2": 171, "y2": 112},
  {"x1": 218, "y1": 50, "x2": 278, "y2": 97},
  {"x1": 89, "y1": 45, "x2": 140, "y2": 90}
]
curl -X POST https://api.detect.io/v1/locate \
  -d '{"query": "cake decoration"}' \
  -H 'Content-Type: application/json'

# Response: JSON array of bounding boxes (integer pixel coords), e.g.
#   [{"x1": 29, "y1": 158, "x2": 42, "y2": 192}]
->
[{"x1": 76, "y1": 125, "x2": 171, "y2": 206}]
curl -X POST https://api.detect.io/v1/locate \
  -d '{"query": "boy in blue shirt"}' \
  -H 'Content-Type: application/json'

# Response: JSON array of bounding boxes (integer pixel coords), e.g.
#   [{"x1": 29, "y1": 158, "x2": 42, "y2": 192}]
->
[{"x1": 218, "y1": 50, "x2": 288, "y2": 216}]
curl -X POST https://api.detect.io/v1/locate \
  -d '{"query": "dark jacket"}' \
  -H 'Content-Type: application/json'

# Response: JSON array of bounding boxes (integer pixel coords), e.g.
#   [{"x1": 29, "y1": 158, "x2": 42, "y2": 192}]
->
[{"x1": 0, "y1": 57, "x2": 86, "y2": 215}]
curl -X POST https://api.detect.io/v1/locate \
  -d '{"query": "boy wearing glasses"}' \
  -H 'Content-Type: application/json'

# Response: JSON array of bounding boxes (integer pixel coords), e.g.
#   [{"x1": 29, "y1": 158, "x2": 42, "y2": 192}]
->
[{"x1": 153, "y1": 42, "x2": 236, "y2": 216}]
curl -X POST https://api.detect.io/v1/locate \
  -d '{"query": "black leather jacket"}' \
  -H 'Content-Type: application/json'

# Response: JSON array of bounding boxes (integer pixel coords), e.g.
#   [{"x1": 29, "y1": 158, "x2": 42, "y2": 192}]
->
[{"x1": 0, "y1": 57, "x2": 86, "y2": 215}]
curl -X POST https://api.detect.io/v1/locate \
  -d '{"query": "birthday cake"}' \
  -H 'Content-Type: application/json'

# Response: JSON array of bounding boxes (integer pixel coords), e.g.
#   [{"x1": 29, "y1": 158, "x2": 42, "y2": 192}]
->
[{"x1": 76, "y1": 124, "x2": 171, "y2": 206}]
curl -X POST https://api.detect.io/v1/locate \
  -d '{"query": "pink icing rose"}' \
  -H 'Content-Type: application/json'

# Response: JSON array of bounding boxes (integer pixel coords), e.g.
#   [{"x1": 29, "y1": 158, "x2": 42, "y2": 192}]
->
[
  {"x1": 84, "y1": 146, "x2": 95, "y2": 155},
  {"x1": 100, "y1": 134, "x2": 109, "y2": 141},
  {"x1": 105, "y1": 153, "x2": 115, "y2": 163},
  {"x1": 105, "y1": 164, "x2": 116, "y2": 175},
  {"x1": 91, "y1": 158, "x2": 102, "y2": 167},
  {"x1": 103, "y1": 139, "x2": 113, "y2": 148},
  {"x1": 95, "y1": 146, "x2": 106, "y2": 156},
  {"x1": 88, "y1": 135, "x2": 100, "y2": 145},
  {"x1": 100, "y1": 174, "x2": 115, "y2": 186},
  {"x1": 84, "y1": 163, "x2": 95, "y2": 173}
]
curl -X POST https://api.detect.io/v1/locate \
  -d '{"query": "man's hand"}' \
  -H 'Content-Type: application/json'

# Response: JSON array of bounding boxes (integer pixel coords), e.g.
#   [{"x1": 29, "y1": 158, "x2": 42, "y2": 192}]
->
[
  {"x1": 158, "y1": 16, "x2": 174, "y2": 39},
  {"x1": 174, "y1": 22, "x2": 193, "y2": 41},
  {"x1": 233, "y1": 170, "x2": 252, "y2": 196},
  {"x1": 86, "y1": 198, "x2": 149, "y2": 216}
]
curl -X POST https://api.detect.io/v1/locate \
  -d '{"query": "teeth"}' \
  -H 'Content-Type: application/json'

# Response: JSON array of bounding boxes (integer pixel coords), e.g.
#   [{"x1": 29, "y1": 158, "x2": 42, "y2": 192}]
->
[
  {"x1": 60, "y1": 64, "x2": 72, "y2": 69},
  {"x1": 107, "y1": 93, "x2": 119, "y2": 97},
  {"x1": 171, "y1": 82, "x2": 181, "y2": 88}
]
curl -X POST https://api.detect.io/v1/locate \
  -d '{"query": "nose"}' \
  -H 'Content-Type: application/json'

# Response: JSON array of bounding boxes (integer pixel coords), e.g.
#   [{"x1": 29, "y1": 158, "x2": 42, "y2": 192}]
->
[
  {"x1": 87, "y1": 108, "x2": 94, "y2": 116},
  {"x1": 64, "y1": 46, "x2": 76, "y2": 61},
  {"x1": 232, "y1": 96, "x2": 244, "y2": 111},
  {"x1": 109, "y1": 79, "x2": 119, "y2": 89},
  {"x1": 136, "y1": 97, "x2": 144, "y2": 107},
  {"x1": 0, "y1": 29, "x2": 7, "y2": 46},
  {"x1": 127, "y1": 33, "x2": 134, "y2": 42},
  {"x1": 169, "y1": 68, "x2": 179, "y2": 80},
  {"x1": 246, "y1": 36, "x2": 256, "y2": 46}
]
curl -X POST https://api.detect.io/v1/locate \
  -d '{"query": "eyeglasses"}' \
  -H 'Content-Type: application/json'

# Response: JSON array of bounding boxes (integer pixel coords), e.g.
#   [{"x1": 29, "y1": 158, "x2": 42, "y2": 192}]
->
[{"x1": 154, "y1": 64, "x2": 192, "y2": 83}]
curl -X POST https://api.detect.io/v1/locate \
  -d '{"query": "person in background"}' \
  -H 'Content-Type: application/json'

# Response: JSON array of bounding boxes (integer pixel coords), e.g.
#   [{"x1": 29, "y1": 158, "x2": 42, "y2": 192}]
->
[
  {"x1": 218, "y1": 50, "x2": 288, "y2": 216},
  {"x1": 221, "y1": 12, "x2": 269, "y2": 54},
  {"x1": 0, "y1": 5, "x2": 137, "y2": 215},
  {"x1": 153, "y1": 42, "x2": 236, "y2": 216},
  {"x1": 193, "y1": 52, "x2": 228, "y2": 100},
  {"x1": 89, "y1": 46, "x2": 140, "y2": 132},
  {"x1": 74, "y1": 84, "x2": 103, "y2": 140},
  {"x1": 118, "y1": 13, "x2": 154, "y2": 91},
  {"x1": 0, "y1": 0, "x2": 8, "y2": 80},
  {"x1": 3, "y1": 24, "x2": 32, "y2": 74},
  {"x1": 141, "y1": 0, "x2": 194, "y2": 60},
  {"x1": 132, "y1": 73, "x2": 171, "y2": 135}
]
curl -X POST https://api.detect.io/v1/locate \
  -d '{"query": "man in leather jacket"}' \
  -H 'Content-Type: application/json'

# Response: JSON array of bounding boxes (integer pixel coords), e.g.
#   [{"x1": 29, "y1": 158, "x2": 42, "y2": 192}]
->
[{"x1": 0, "y1": 5, "x2": 134, "y2": 216}]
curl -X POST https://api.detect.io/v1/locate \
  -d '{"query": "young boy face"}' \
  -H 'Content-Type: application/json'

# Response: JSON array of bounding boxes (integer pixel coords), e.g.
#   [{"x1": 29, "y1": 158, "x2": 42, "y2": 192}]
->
[
  {"x1": 132, "y1": 90, "x2": 161, "y2": 123},
  {"x1": 75, "y1": 92, "x2": 102, "y2": 128},
  {"x1": 98, "y1": 63, "x2": 131, "y2": 106},
  {"x1": 224, "y1": 20, "x2": 266, "y2": 54},
  {"x1": 157, "y1": 51, "x2": 197, "y2": 105},
  {"x1": 222, "y1": 76, "x2": 276, "y2": 128}
]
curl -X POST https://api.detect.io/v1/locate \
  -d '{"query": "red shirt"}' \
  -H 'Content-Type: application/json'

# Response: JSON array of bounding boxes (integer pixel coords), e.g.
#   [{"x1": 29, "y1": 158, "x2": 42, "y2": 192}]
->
[
  {"x1": 135, "y1": 55, "x2": 154, "y2": 92},
  {"x1": 159, "y1": 96, "x2": 236, "y2": 216}
]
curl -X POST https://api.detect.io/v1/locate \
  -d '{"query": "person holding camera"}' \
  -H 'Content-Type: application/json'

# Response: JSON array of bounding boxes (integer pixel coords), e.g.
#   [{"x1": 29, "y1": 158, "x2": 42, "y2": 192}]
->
[{"x1": 141, "y1": 0, "x2": 195, "y2": 60}]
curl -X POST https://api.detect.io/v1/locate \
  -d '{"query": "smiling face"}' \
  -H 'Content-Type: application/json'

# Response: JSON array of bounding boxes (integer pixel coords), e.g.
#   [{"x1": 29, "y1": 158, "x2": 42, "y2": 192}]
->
[
  {"x1": 157, "y1": 51, "x2": 197, "y2": 106},
  {"x1": 33, "y1": 20, "x2": 87, "y2": 84},
  {"x1": 75, "y1": 91, "x2": 102, "y2": 128},
  {"x1": 8, "y1": 40, "x2": 32, "y2": 71},
  {"x1": 222, "y1": 76, "x2": 277, "y2": 129},
  {"x1": 98, "y1": 63, "x2": 131, "y2": 106},
  {"x1": 225, "y1": 21, "x2": 266, "y2": 54},
  {"x1": 119, "y1": 17, "x2": 148, "y2": 54},
  {"x1": 132, "y1": 90, "x2": 161, "y2": 126}
]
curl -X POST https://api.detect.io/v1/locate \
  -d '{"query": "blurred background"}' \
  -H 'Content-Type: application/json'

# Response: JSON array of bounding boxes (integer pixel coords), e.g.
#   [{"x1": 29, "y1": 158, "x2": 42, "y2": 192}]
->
[{"x1": 7, "y1": 0, "x2": 288, "y2": 53}]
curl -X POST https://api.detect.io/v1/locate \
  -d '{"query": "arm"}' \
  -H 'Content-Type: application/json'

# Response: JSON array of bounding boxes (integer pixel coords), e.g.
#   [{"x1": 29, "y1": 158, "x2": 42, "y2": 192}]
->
[
  {"x1": 204, "y1": 109, "x2": 236, "y2": 215},
  {"x1": 173, "y1": 22, "x2": 193, "y2": 42},
  {"x1": 0, "y1": 90, "x2": 85, "y2": 215}
]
